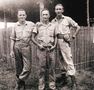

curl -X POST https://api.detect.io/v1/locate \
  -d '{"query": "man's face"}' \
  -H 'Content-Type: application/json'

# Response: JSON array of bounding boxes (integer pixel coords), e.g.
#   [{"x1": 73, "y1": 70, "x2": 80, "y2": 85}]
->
[
  {"x1": 17, "y1": 10, "x2": 27, "y2": 22},
  {"x1": 55, "y1": 5, "x2": 64, "y2": 16},
  {"x1": 42, "y1": 10, "x2": 50, "y2": 21}
]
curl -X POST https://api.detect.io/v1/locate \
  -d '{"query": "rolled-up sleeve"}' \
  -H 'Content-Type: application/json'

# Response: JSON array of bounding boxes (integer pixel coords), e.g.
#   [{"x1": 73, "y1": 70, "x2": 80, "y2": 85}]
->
[
  {"x1": 67, "y1": 17, "x2": 79, "y2": 28},
  {"x1": 32, "y1": 24, "x2": 38, "y2": 34},
  {"x1": 10, "y1": 26, "x2": 16, "y2": 41},
  {"x1": 30, "y1": 22, "x2": 35, "y2": 32}
]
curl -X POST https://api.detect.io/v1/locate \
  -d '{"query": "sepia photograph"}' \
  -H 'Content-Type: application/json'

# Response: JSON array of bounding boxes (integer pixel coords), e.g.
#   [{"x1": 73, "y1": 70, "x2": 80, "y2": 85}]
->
[{"x1": 0, "y1": 0, "x2": 94, "y2": 90}]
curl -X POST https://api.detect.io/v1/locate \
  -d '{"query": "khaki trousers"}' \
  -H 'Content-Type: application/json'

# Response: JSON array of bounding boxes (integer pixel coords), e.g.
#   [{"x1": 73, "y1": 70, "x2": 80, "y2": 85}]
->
[
  {"x1": 58, "y1": 39, "x2": 76, "y2": 76},
  {"x1": 14, "y1": 42, "x2": 31, "y2": 81},
  {"x1": 37, "y1": 48, "x2": 56, "y2": 90}
]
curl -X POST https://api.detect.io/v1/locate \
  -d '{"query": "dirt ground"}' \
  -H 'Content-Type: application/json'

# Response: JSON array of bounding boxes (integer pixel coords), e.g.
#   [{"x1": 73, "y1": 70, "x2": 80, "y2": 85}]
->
[{"x1": 0, "y1": 59, "x2": 94, "y2": 90}]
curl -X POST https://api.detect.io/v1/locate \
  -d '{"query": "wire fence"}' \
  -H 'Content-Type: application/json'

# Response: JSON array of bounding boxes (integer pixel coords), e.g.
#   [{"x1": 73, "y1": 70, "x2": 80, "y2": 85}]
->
[{"x1": 0, "y1": 26, "x2": 94, "y2": 73}]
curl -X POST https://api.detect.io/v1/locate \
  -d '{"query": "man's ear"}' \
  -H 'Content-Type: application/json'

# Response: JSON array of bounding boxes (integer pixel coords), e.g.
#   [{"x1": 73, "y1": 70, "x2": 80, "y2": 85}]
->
[
  {"x1": 17, "y1": 14, "x2": 18, "y2": 17},
  {"x1": 25, "y1": 14, "x2": 27, "y2": 19},
  {"x1": 54, "y1": 10, "x2": 56, "y2": 13},
  {"x1": 62, "y1": 8, "x2": 64, "y2": 13},
  {"x1": 49, "y1": 14, "x2": 50, "y2": 18}
]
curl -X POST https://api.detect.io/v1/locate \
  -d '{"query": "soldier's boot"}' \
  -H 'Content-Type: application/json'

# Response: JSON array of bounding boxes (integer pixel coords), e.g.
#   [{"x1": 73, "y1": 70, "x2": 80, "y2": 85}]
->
[
  {"x1": 15, "y1": 83, "x2": 20, "y2": 90},
  {"x1": 64, "y1": 75, "x2": 72, "y2": 90},
  {"x1": 38, "y1": 78, "x2": 45, "y2": 90},
  {"x1": 49, "y1": 82, "x2": 57, "y2": 90},
  {"x1": 70, "y1": 75, "x2": 77, "y2": 90},
  {"x1": 15, "y1": 79, "x2": 25, "y2": 90},
  {"x1": 61, "y1": 75, "x2": 75, "y2": 90},
  {"x1": 20, "y1": 80, "x2": 25, "y2": 90}
]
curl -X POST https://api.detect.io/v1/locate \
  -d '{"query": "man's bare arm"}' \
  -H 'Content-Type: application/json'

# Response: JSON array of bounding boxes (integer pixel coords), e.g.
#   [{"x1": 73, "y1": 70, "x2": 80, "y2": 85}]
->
[
  {"x1": 32, "y1": 33, "x2": 45, "y2": 49},
  {"x1": 10, "y1": 40, "x2": 15, "y2": 57},
  {"x1": 72, "y1": 25, "x2": 80, "y2": 39},
  {"x1": 49, "y1": 36, "x2": 57, "y2": 51}
]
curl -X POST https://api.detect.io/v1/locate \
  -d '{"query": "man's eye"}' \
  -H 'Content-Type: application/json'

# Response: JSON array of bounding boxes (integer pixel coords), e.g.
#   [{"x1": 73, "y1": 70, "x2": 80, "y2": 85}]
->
[
  {"x1": 43, "y1": 14, "x2": 47, "y2": 15},
  {"x1": 56, "y1": 9, "x2": 61, "y2": 10},
  {"x1": 19, "y1": 14, "x2": 25, "y2": 16}
]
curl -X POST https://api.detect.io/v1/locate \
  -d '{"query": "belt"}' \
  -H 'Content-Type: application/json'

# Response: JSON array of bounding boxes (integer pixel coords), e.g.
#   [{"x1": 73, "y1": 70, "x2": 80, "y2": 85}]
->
[
  {"x1": 57, "y1": 34, "x2": 70, "y2": 39},
  {"x1": 16, "y1": 39, "x2": 30, "y2": 46},
  {"x1": 57, "y1": 34, "x2": 64, "y2": 39}
]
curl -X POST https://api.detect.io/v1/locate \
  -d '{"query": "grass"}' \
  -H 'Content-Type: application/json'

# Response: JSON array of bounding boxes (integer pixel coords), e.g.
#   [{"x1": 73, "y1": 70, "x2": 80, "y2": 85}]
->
[{"x1": 0, "y1": 59, "x2": 94, "y2": 90}]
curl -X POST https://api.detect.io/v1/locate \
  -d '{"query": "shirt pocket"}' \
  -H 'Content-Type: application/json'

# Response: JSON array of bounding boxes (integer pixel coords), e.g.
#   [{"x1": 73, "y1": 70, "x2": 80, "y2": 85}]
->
[
  {"x1": 62, "y1": 22, "x2": 69, "y2": 27},
  {"x1": 59, "y1": 21, "x2": 70, "y2": 34},
  {"x1": 23, "y1": 30, "x2": 31, "y2": 38},
  {"x1": 62, "y1": 19, "x2": 69, "y2": 26},
  {"x1": 16, "y1": 30, "x2": 22, "y2": 38},
  {"x1": 38, "y1": 28, "x2": 46, "y2": 36},
  {"x1": 61, "y1": 21, "x2": 70, "y2": 32},
  {"x1": 48, "y1": 31, "x2": 54, "y2": 37}
]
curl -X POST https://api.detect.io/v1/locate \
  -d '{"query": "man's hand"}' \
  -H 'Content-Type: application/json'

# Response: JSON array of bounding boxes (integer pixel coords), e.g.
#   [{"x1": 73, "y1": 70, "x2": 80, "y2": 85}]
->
[
  {"x1": 72, "y1": 25, "x2": 80, "y2": 39},
  {"x1": 38, "y1": 44, "x2": 45, "y2": 50},
  {"x1": 10, "y1": 51, "x2": 15, "y2": 58},
  {"x1": 48, "y1": 46, "x2": 55, "y2": 51},
  {"x1": 63, "y1": 34, "x2": 70, "y2": 42},
  {"x1": 72, "y1": 34, "x2": 76, "y2": 39}
]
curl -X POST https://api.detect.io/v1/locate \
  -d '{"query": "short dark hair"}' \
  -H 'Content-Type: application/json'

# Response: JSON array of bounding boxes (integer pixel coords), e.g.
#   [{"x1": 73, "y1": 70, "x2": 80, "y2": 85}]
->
[
  {"x1": 55, "y1": 4, "x2": 64, "y2": 9},
  {"x1": 41, "y1": 8, "x2": 50, "y2": 14},
  {"x1": 17, "y1": 9, "x2": 26, "y2": 14}
]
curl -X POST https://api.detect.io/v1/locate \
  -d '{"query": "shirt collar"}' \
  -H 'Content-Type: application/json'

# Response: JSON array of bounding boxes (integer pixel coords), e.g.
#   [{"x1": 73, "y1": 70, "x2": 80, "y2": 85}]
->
[
  {"x1": 17, "y1": 21, "x2": 27, "y2": 26},
  {"x1": 54, "y1": 15, "x2": 65, "y2": 22},
  {"x1": 41, "y1": 22, "x2": 52, "y2": 27}
]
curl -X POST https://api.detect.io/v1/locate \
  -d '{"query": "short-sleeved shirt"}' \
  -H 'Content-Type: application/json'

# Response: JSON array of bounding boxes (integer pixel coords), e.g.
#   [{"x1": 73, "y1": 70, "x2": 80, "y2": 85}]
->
[
  {"x1": 52, "y1": 15, "x2": 79, "y2": 35},
  {"x1": 11, "y1": 21, "x2": 35, "y2": 44},
  {"x1": 32, "y1": 22, "x2": 56, "y2": 46}
]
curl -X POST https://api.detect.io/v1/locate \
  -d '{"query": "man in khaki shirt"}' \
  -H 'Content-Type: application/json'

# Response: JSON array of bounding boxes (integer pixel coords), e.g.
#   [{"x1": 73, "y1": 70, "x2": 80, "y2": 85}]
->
[
  {"x1": 32, "y1": 9, "x2": 57, "y2": 90},
  {"x1": 10, "y1": 9, "x2": 35, "y2": 90},
  {"x1": 52, "y1": 4, "x2": 80, "y2": 89}
]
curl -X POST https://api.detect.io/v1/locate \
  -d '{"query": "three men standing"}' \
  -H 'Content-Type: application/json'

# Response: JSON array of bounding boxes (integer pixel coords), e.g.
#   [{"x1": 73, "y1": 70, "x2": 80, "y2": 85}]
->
[{"x1": 10, "y1": 3, "x2": 80, "y2": 90}]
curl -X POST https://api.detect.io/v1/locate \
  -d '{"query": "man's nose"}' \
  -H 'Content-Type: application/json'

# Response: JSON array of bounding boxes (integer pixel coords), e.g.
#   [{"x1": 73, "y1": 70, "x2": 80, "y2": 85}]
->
[{"x1": 44, "y1": 16, "x2": 47, "y2": 18}]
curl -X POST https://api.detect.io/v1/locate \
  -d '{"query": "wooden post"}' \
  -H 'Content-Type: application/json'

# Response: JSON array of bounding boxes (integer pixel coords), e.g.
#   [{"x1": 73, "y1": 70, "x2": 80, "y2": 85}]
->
[
  {"x1": 1, "y1": 8, "x2": 7, "y2": 59},
  {"x1": 87, "y1": 0, "x2": 90, "y2": 27},
  {"x1": 39, "y1": 0, "x2": 44, "y2": 21},
  {"x1": 4, "y1": 9, "x2": 7, "y2": 29}
]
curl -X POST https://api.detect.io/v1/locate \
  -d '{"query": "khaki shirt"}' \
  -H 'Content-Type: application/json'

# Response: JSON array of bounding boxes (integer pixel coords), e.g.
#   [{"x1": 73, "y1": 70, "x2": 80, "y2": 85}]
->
[
  {"x1": 11, "y1": 21, "x2": 35, "y2": 44},
  {"x1": 32, "y1": 22, "x2": 56, "y2": 46},
  {"x1": 52, "y1": 15, "x2": 79, "y2": 35}
]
